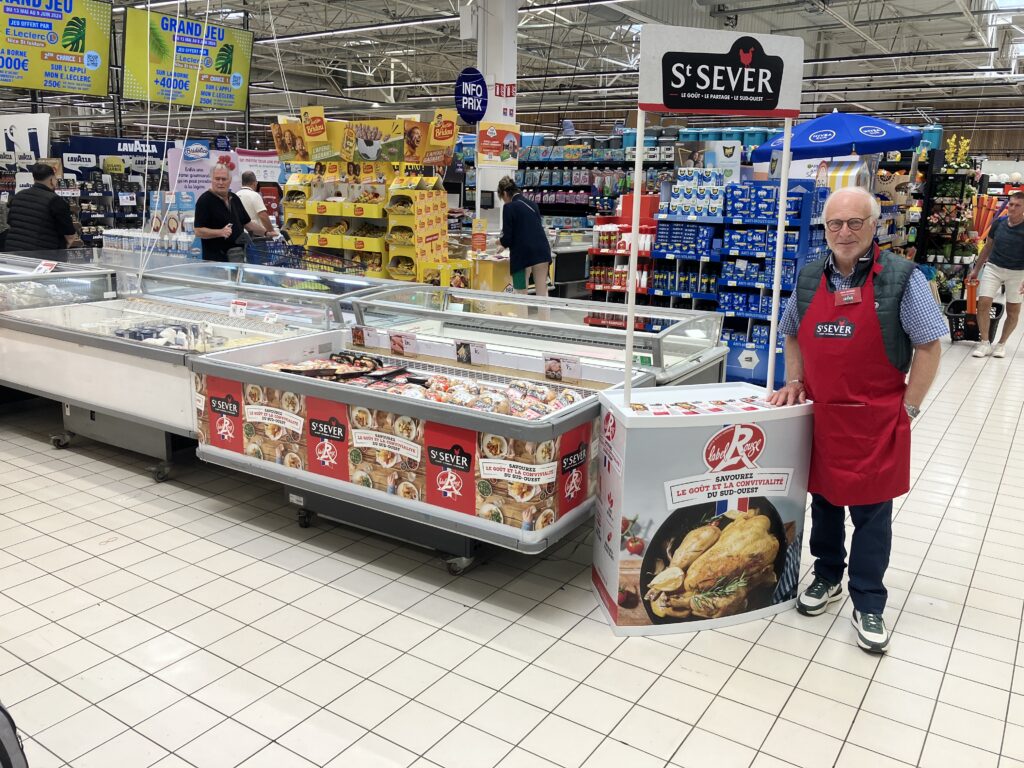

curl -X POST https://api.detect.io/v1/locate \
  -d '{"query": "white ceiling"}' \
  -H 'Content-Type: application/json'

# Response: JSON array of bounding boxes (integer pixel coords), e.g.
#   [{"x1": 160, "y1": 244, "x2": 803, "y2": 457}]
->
[{"x1": 24, "y1": 0, "x2": 1024, "y2": 157}]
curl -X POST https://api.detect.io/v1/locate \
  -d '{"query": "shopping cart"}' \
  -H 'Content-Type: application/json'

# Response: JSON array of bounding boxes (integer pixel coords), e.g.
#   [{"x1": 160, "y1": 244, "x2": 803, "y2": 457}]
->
[{"x1": 244, "y1": 236, "x2": 304, "y2": 268}]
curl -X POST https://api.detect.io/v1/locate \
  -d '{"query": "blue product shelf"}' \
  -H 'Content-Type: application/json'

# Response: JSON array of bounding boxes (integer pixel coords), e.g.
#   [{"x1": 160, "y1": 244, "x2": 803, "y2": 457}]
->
[
  {"x1": 653, "y1": 213, "x2": 725, "y2": 224},
  {"x1": 650, "y1": 248, "x2": 722, "y2": 262},
  {"x1": 721, "y1": 248, "x2": 799, "y2": 260},
  {"x1": 719, "y1": 279, "x2": 796, "y2": 291},
  {"x1": 649, "y1": 289, "x2": 719, "y2": 300}
]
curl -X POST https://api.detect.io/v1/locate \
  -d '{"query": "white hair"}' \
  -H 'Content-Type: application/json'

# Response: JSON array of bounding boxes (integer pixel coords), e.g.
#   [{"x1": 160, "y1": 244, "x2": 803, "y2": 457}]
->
[
  {"x1": 210, "y1": 165, "x2": 232, "y2": 179},
  {"x1": 824, "y1": 185, "x2": 880, "y2": 220}
]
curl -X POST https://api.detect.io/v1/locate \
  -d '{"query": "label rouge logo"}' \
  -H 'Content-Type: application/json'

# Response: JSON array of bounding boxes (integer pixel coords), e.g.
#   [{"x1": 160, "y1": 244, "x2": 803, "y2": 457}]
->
[
  {"x1": 309, "y1": 417, "x2": 346, "y2": 442},
  {"x1": 661, "y1": 36, "x2": 784, "y2": 112},
  {"x1": 210, "y1": 394, "x2": 239, "y2": 417},
  {"x1": 704, "y1": 424, "x2": 766, "y2": 472},
  {"x1": 815, "y1": 318, "x2": 855, "y2": 338},
  {"x1": 602, "y1": 412, "x2": 617, "y2": 442},
  {"x1": 561, "y1": 442, "x2": 588, "y2": 475},
  {"x1": 428, "y1": 444, "x2": 471, "y2": 473}
]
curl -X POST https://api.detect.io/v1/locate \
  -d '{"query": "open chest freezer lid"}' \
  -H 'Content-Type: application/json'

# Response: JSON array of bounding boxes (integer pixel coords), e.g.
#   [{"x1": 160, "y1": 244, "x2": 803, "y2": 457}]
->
[{"x1": 600, "y1": 381, "x2": 814, "y2": 429}]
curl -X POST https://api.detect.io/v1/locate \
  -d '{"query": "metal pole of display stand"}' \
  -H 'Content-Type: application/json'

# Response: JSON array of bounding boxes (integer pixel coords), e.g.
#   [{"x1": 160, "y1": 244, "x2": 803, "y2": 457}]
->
[
  {"x1": 243, "y1": 1, "x2": 251, "y2": 149},
  {"x1": 765, "y1": 117, "x2": 794, "y2": 392},
  {"x1": 622, "y1": 107, "x2": 646, "y2": 406}
]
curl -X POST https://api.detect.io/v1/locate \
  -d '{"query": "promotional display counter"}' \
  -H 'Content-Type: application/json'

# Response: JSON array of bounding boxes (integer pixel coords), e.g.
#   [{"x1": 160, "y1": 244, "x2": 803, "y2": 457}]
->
[
  {"x1": 191, "y1": 287, "x2": 725, "y2": 567},
  {"x1": 594, "y1": 382, "x2": 813, "y2": 636}
]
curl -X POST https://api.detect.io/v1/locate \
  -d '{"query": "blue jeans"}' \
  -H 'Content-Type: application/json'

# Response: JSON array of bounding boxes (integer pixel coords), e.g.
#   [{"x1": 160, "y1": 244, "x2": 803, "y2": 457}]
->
[{"x1": 809, "y1": 493, "x2": 892, "y2": 614}]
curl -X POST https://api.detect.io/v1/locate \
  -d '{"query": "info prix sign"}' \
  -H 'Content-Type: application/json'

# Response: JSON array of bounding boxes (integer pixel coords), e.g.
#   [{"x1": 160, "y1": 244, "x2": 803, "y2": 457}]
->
[
  {"x1": 638, "y1": 26, "x2": 803, "y2": 117},
  {"x1": 454, "y1": 66, "x2": 488, "y2": 124}
]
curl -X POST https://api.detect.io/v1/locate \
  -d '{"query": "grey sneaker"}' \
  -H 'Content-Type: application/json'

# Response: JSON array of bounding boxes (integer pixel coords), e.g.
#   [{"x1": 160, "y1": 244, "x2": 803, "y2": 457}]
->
[
  {"x1": 993, "y1": 343, "x2": 1007, "y2": 358},
  {"x1": 973, "y1": 341, "x2": 992, "y2": 358},
  {"x1": 797, "y1": 576, "x2": 842, "y2": 616},
  {"x1": 852, "y1": 609, "x2": 890, "y2": 652}
]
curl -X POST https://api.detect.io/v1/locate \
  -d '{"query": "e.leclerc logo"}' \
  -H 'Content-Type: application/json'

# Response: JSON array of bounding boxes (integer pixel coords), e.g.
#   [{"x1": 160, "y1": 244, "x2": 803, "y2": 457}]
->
[
  {"x1": 661, "y1": 36, "x2": 784, "y2": 112},
  {"x1": 703, "y1": 424, "x2": 766, "y2": 473}
]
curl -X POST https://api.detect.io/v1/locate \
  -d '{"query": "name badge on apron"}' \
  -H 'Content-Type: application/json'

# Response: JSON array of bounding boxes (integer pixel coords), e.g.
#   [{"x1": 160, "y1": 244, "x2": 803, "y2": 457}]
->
[{"x1": 835, "y1": 287, "x2": 862, "y2": 306}]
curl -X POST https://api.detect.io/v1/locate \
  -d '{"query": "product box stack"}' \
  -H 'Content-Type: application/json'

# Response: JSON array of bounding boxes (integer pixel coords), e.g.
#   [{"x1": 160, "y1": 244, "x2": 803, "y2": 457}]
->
[
  {"x1": 658, "y1": 168, "x2": 726, "y2": 217},
  {"x1": 386, "y1": 177, "x2": 465, "y2": 286},
  {"x1": 653, "y1": 221, "x2": 717, "y2": 256}
]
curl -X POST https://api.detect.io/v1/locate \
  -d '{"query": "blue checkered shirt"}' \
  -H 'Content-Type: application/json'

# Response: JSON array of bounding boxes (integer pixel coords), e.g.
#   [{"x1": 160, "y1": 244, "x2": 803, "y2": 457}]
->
[{"x1": 778, "y1": 253, "x2": 949, "y2": 344}]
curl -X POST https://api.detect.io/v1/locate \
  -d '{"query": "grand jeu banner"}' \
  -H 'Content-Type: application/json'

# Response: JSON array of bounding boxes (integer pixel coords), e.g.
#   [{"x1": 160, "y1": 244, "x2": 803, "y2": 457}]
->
[
  {"x1": 122, "y1": 8, "x2": 253, "y2": 111},
  {"x1": 0, "y1": 0, "x2": 112, "y2": 96}
]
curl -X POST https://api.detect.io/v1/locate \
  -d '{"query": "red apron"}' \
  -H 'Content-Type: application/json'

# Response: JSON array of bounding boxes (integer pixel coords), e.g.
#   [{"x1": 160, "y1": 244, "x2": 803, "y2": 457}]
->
[{"x1": 798, "y1": 254, "x2": 911, "y2": 506}]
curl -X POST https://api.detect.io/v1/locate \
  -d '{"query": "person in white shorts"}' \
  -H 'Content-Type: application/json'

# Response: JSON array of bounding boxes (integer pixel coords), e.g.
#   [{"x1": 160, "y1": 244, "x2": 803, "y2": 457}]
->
[{"x1": 970, "y1": 192, "x2": 1024, "y2": 358}]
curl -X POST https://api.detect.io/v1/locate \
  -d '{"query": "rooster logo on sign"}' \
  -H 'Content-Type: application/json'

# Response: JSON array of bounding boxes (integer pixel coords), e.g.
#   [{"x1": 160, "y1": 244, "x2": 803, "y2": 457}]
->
[{"x1": 738, "y1": 47, "x2": 754, "y2": 67}]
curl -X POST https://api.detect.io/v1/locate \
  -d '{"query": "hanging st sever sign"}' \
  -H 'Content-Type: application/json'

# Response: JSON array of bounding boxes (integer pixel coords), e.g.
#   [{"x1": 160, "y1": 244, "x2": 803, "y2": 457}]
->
[{"x1": 638, "y1": 27, "x2": 803, "y2": 117}]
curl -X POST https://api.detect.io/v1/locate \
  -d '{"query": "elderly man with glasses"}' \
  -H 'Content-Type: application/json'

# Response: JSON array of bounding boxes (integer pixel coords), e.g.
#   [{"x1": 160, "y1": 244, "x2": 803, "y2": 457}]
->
[{"x1": 768, "y1": 186, "x2": 947, "y2": 653}]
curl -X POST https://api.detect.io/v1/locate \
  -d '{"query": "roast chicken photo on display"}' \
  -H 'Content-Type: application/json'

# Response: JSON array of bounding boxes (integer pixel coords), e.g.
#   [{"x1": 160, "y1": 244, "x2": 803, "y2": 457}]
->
[{"x1": 641, "y1": 501, "x2": 783, "y2": 621}]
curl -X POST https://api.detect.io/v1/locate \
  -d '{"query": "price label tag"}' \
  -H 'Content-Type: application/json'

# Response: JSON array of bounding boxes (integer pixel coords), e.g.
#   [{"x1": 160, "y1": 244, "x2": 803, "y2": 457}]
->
[
  {"x1": 544, "y1": 353, "x2": 581, "y2": 384},
  {"x1": 350, "y1": 326, "x2": 368, "y2": 347},
  {"x1": 229, "y1": 299, "x2": 248, "y2": 318},
  {"x1": 32, "y1": 261, "x2": 57, "y2": 274},
  {"x1": 263, "y1": 312, "x2": 279, "y2": 324},
  {"x1": 388, "y1": 331, "x2": 417, "y2": 358},
  {"x1": 118, "y1": 192, "x2": 136, "y2": 206},
  {"x1": 454, "y1": 340, "x2": 488, "y2": 367}
]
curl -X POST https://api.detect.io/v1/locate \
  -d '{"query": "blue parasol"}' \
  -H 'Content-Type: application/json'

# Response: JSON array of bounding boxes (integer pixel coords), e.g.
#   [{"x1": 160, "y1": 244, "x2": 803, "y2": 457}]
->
[{"x1": 751, "y1": 111, "x2": 922, "y2": 162}]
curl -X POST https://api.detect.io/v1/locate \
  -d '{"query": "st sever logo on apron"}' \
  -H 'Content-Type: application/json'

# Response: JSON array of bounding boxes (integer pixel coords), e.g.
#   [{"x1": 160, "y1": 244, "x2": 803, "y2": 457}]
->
[{"x1": 814, "y1": 318, "x2": 855, "y2": 338}]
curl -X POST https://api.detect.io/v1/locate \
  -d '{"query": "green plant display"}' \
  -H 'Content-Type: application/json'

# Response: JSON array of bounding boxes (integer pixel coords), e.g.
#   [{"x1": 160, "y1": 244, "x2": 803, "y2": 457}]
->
[
  {"x1": 215, "y1": 44, "x2": 234, "y2": 74},
  {"x1": 61, "y1": 17, "x2": 86, "y2": 53}
]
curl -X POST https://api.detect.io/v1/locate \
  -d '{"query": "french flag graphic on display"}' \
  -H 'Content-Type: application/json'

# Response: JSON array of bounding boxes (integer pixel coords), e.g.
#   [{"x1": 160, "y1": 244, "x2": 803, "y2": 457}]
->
[{"x1": 716, "y1": 497, "x2": 749, "y2": 517}]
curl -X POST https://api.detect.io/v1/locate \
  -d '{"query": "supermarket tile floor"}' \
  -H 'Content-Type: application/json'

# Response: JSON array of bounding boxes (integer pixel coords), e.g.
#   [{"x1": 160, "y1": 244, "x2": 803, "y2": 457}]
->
[{"x1": 2, "y1": 336, "x2": 1024, "y2": 768}]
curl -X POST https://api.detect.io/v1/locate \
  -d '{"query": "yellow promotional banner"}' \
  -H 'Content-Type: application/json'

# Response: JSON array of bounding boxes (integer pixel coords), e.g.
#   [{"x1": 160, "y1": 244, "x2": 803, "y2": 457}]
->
[
  {"x1": 422, "y1": 109, "x2": 458, "y2": 166},
  {"x1": 271, "y1": 118, "x2": 303, "y2": 162},
  {"x1": 122, "y1": 8, "x2": 253, "y2": 111},
  {"x1": 0, "y1": 0, "x2": 112, "y2": 96}
]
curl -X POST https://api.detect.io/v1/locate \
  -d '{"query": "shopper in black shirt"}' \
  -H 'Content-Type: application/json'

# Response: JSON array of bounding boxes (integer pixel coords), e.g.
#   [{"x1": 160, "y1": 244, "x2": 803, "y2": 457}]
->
[
  {"x1": 4, "y1": 163, "x2": 77, "y2": 252},
  {"x1": 194, "y1": 165, "x2": 266, "y2": 261},
  {"x1": 497, "y1": 176, "x2": 551, "y2": 296}
]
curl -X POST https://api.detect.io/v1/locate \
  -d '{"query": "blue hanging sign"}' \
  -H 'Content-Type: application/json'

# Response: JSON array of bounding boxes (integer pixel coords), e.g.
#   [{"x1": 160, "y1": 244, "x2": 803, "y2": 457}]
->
[{"x1": 455, "y1": 67, "x2": 488, "y2": 124}]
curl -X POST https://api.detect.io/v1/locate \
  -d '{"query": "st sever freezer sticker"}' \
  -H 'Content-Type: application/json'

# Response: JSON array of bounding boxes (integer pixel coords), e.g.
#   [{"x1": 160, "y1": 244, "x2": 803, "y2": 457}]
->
[
  {"x1": 206, "y1": 376, "x2": 243, "y2": 454},
  {"x1": 664, "y1": 424, "x2": 792, "y2": 508},
  {"x1": 305, "y1": 397, "x2": 349, "y2": 482}
]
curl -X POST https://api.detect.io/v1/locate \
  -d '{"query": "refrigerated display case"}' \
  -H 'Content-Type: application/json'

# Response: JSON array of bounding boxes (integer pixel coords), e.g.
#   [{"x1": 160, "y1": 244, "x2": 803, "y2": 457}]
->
[
  {"x1": 190, "y1": 290, "x2": 723, "y2": 567},
  {"x1": 140, "y1": 261, "x2": 393, "y2": 325},
  {"x1": 0, "y1": 270, "x2": 334, "y2": 478},
  {"x1": 350, "y1": 285, "x2": 728, "y2": 386}
]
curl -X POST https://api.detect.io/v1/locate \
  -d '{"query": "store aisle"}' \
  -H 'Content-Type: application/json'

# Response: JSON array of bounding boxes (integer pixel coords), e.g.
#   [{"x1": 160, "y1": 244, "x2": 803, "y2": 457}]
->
[{"x1": 1, "y1": 335, "x2": 1023, "y2": 768}]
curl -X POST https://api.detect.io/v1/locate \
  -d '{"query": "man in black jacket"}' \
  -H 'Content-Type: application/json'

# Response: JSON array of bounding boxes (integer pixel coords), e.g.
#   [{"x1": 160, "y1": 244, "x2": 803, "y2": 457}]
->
[{"x1": 4, "y1": 164, "x2": 77, "y2": 252}]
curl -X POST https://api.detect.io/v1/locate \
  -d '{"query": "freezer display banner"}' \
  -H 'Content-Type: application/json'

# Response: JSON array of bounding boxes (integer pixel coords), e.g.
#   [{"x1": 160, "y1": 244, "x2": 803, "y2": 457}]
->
[
  {"x1": 0, "y1": 0, "x2": 111, "y2": 96},
  {"x1": 192, "y1": 375, "x2": 597, "y2": 531},
  {"x1": 593, "y1": 407, "x2": 811, "y2": 633},
  {"x1": 122, "y1": 8, "x2": 253, "y2": 110},
  {"x1": 205, "y1": 376, "x2": 244, "y2": 454},
  {"x1": 638, "y1": 26, "x2": 803, "y2": 117},
  {"x1": 424, "y1": 422, "x2": 477, "y2": 515},
  {"x1": 306, "y1": 397, "x2": 350, "y2": 483}
]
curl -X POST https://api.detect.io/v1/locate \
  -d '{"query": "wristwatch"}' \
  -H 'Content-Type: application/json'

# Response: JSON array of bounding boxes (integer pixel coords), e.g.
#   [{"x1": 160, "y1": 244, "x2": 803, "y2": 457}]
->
[{"x1": 904, "y1": 403, "x2": 920, "y2": 420}]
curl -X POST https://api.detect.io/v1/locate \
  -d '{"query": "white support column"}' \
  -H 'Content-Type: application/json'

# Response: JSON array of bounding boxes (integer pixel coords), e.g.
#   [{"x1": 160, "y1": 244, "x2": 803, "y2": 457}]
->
[{"x1": 475, "y1": 0, "x2": 520, "y2": 230}]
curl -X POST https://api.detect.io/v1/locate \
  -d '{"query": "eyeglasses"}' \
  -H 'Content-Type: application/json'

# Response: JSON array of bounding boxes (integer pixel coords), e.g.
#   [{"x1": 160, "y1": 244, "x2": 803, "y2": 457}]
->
[{"x1": 825, "y1": 218, "x2": 869, "y2": 232}]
